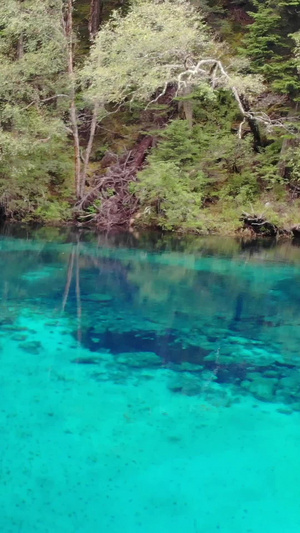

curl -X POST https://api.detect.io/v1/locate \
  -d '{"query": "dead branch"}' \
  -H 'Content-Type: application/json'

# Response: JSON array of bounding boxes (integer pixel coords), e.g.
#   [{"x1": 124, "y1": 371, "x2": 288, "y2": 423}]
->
[
  {"x1": 75, "y1": 85, "x2": 176, "y2": 228},
  {"x1": 176, "y1": 59, "x2": 295, "y2": 138}
]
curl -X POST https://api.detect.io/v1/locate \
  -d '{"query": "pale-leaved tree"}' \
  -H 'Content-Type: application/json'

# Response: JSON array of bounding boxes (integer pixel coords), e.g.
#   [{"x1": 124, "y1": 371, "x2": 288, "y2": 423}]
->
[{"x1": 81, "y1": 0, "x2": 268, "y2": 162}]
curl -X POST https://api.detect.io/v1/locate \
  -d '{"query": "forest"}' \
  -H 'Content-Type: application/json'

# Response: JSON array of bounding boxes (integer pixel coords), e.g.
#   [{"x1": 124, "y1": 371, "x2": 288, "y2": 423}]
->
[{"x1": 0, "y1": 0, "x2": 300, "y2": 235}]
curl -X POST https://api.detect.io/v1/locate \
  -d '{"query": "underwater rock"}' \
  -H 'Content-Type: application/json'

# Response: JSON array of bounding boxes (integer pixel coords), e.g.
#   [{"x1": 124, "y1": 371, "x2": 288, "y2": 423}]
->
[
  {"x1": 204, "y1": 386, "x2": 232, "y2": 407},
  {"x1": 204, "y1": 352, "x2": 236, "y2": 365},
  {"x1": 264, "y1": 370, "x2": 280, "y2": 379},
  {"x1": 12, "y1": 334, "x2": 27, "y2": 342},
  {"x1": 240, "y1": 379, "x2": 251, "y2": 390},
  {"x1": 247, "y1": 372, "x2": 263, "y2": 382},
  {"x1": 82, "y1": 294, "x2": 112, "y2": 302},
  {"x1": 275, "y1": 389, "x2": 290, "y2": 404},
  {"x1": 291, "y1": 403, "x2": 300, "y2": 412},
  {"x1": 71, "y1": 357, "x2": 102, "y2": 365},
  {"x1": 116, "y1": 351, "x2": 161, "y2": 368},
  {"x1": 19, "y1": 341, "x2": 42, "y2": 355},
  {"x1": 0, "y1": 317, "x2": 15, "y2": 326},
  {"x1": 90, "y1": 369, "x2": 110, "y2": 381},
  {"x1": 175, "y1": 362, "x2": 203, "y2": 372},
  {"x1": 276, "y1": 407, "x2": 293, "y2": 415},
  {"x1": 79, "y1": 327, "x2": 210, "y2": 363},
  {"x1": 201, "y1": 370, "x2": 218, "y2": 383},
  {"x1": 104, "y1": 368, "x2": 130, "y2": 384},
  {"x1": 246, "y1": 377, "x2": 278, "y2": 402},
  {"x1": 238, "y1": 347, "x2": 283, "y2": 366},
  {"x1": 278, "y1": 373, "x2": 300, "y2": 397},
  {"x1": 168, "y1": 373, "x2": 202, "y2": 396}
]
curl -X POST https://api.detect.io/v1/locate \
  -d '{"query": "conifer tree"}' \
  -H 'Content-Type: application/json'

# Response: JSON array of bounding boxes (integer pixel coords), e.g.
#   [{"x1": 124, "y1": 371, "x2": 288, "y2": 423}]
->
[{"x1": 242, "y1": 0, "x2": 300, "y2": 97}]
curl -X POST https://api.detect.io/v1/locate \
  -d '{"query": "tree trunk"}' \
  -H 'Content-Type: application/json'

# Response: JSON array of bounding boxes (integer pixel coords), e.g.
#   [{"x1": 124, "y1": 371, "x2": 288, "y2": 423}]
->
[
  {"x1": 64, "y1": 0, "x2": 82, "y2": 199},
  {"x1": 17, "y1": 1, "x2": 24, "y2": 59},
  {"x1": 17, "y1": 34, "x2": 24, "y2": 59},
  {"x1": 61, "y1": 248, "x2": 75, "y2": 313},
  {"x1": 178, "y1": 86, "x2": 193, "y2": 128},
  {"x1": 78, "y1": 1, "x2": 105, "y2": 198},
  {"x1": 80, "y1": 103, "x2": 100, "y2": 198},
  {"x1": 89, "y1": 0, "x2": 103, "y2": 40},
  {"x1": 240, "y1": 96, "x2": 264, "y2": 151}
]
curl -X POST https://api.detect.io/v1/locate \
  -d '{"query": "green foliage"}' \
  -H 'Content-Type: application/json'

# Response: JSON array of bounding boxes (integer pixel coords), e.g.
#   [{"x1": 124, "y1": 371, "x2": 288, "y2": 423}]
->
[
  {"x1": 133, "y1": 160, "x2": 204, "y2": 231},
  {"x1": 0, "y1": 1, "x2": 67, "y2": 101},
  {"x1": 242, "y1": 0, "x2": 300, "y2": 97},
  {"x1": 294, "y1": 31, "x2": 300, "y2": 71},
  {"x1": 0, "y1": 0, "x2": 73, "y2": 219},
  {"x1": 0, "y1": 0, "x2": 299, "y2": 232},
  {"x1": 34, "y1": 200, "x2": 72, "y2": 223},
  {"x1": 133, "y1": 120, "x2": 206, "y2": 230},
  {"x1": 283, "y1": 144, "x2": 300, "y2": 183},
  {"x1": 81, "y1": 0, "x2": 214, "y2": 106},
  {"x1": 134, "y1": 90, "x2": 287, "y2": 231}
]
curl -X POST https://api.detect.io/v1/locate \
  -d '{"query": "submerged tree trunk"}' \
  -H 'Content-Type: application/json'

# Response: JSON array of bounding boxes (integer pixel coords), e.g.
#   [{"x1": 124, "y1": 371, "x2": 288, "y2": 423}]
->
[
  {"x1": 89, "y1": 0, "x2": 103, "y2": 40},
  {"x1": 61, "y1": 242, "x2": 82, "y2": 342},
  {"x1": 61, "y1": 249, "x2": 75, "y2": 313}
]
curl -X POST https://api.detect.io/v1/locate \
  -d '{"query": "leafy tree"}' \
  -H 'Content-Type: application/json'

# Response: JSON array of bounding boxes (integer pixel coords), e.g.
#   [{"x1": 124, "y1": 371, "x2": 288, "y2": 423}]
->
[
  {"x1": 82, "y1": 0, "x2": 213, "y2": 104},
  {"x1": 0, "y1": 0, "x2": 72, "y2": 218},
  {"x1": 82, "y1": 0, "x2": 263, "y2": 108}
]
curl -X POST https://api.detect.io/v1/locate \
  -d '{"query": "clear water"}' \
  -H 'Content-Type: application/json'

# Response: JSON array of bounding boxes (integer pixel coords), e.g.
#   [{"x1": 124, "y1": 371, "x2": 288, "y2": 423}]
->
[{"x1": 1, "y1": 226, "x2": 300, "y2": 533}]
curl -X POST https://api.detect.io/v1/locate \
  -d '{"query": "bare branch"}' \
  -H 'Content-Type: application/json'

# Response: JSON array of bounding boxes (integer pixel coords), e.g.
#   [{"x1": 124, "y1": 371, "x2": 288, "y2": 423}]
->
[
  {"x1": 145, "y1": 82, "x2": 169, "y2": 110},
  {"x1": 238, "y1": 118, "x2": 246, "y2": 139},
  {"x1": 176, "y1": 58, "x2": 297, "y2": 135},
  {"x1": 22, "y1": 94, "x2": 69, "y2": 111}
]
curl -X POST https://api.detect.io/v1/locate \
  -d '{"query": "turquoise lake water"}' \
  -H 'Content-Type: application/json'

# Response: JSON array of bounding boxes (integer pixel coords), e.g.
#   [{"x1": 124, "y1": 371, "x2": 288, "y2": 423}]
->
[{"x1": 1, "y1": 226, "x2": 300, "y2": 532}]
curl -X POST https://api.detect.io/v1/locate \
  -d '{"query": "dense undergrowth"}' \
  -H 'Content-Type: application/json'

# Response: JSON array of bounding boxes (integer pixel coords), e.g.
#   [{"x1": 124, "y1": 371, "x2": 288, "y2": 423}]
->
[{"x1": 0, "y1": 0, "x2": 300, "y2": 234}]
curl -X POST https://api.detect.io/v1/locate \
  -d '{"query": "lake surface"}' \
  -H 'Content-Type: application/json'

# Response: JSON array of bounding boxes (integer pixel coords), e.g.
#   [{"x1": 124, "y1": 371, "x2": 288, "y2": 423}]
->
[{"x1": 1, "y1": 226, "x2": 300, "y2": 533}]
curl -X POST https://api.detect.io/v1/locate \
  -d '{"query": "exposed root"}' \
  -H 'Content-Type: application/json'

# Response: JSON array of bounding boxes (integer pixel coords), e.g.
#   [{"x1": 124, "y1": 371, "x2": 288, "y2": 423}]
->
[
  {"x1": 240, "y1": 212, "x2": 279, "y2": 237},
  {"x1": 76, "y1": 136, "x2": 153, "y2": 229},
  {"x1": 76, "y1": 84, "x2": 177, "y2": 229}
]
